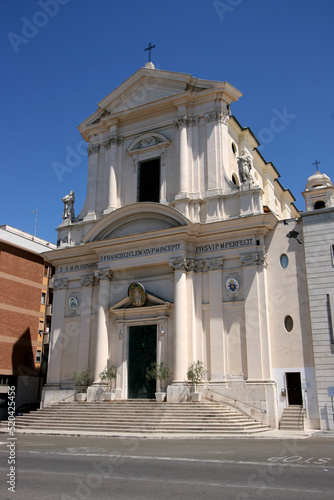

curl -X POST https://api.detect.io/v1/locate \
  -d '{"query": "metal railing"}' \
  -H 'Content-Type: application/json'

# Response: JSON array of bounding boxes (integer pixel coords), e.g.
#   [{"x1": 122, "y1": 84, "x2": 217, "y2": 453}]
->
[
  {"x1": 45, "y1": 390, "x2": 81, "y2": 408},
  {"x1": 206, "y1": 388, "x2": 267, "y2": 413}
]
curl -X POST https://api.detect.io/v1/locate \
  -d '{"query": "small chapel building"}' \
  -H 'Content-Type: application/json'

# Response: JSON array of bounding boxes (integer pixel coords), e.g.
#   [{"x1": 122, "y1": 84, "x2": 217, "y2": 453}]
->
[{"x1": 42, "y1": 64, "x2": 323, "y2": 429}]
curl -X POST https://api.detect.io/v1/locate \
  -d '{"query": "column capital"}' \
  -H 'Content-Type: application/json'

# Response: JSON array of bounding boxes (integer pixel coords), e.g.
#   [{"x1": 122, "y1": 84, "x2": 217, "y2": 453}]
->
[
  {"x1": 206, "y1": 258, "x2": 224, "y2": 271},
  {"x1": 169, "y1": 257, "x2": 188, "y2": 271},
  {"x1": 103, "y1": 135, "x2": 123, "y2": 149},
  {"x1": 53, "y1": 277, "x2": 68, "y2": 290},
  {"x1": 87, "y1": 144, "x2": 100, "y2": 156},
  {"x1": 94, "y1": 269, "x2": 113, "y2": 282},
  {"x1": 204, "y1": 110, "x2": 229, "y2": 124},
  {"x1": 80, "y1": 274, "x2": 96, "y2": 287},
  {"x1": 240, "y1": 252, "x2": 266, "y2": 267},
  {"x1": 174, "y1": 116, "x2": 190, "y2": 129}
]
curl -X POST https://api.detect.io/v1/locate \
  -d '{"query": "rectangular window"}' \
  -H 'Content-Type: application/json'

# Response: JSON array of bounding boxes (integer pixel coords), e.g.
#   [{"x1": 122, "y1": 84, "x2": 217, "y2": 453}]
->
[
  {"x1": 138, "y1": 158, "x2": 160, "y2": 202},
  {"x1": 41, "y1": 292, "x2": 46, "y2": 305},
  {"x1": 329, "y1": 294, "x2": 334, "y2": 344},
  {"x1": 331, "y1": 245, "x2": 334, "y2": 265},
  {"x1": 35, "y1": 349, "x2": 42, "y2": 364},
  {"x1": 38, "y1": 319, "x2": 44, "y2": 335}
]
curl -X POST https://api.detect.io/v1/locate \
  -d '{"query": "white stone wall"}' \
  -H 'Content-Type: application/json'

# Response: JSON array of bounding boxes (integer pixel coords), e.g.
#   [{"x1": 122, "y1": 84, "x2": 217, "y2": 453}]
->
[{"x1": 302, "y1": 208, "x2": 334, "y2": 430}]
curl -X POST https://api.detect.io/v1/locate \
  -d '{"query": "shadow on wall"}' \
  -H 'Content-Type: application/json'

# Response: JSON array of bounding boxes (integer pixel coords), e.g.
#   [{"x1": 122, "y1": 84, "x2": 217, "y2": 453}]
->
[
  {"x1": 12, "y1": 328, "x2": 36, "y2": 377},
  {"x1": 12, "y1": 328, "x2": 41, "y2": 407}
]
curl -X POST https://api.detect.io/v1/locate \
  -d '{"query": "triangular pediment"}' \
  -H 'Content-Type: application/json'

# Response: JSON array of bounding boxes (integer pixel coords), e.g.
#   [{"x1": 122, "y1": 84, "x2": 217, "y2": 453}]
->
[
  {"x1": 97, "y1": 67, "x2": 210, "y2": 115},
  {"x1": 111, "y1": 292, "x2": 169, "y2": 311},
  {"x1": 79, "y1": 67, "x2": 242, "y2": 138}
]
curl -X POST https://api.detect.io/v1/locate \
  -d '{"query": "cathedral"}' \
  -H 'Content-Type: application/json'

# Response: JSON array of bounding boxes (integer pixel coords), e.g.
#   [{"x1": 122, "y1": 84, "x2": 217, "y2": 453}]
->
[{"x1": 41, "y1": 62, "x2": 334, "y2": 430}]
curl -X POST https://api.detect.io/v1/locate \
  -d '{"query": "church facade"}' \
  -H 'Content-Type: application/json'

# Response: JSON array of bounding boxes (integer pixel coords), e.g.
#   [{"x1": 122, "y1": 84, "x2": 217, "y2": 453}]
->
[{"x1": 42, "y1": 64, "x2": 322, "y2": 429}]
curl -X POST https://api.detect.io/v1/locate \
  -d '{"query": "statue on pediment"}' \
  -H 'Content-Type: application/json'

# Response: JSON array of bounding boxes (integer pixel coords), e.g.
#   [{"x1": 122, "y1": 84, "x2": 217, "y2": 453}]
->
[
  {"x1": 238, "y1": 149, "x2": 254, "y2": 184},
  {"x1": 62, "y1": 191, "x2": 75, "y2": 222}
]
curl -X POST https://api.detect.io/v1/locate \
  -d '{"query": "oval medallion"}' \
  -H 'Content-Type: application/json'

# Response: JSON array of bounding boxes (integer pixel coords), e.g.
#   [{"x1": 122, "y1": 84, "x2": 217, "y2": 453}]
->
[
  {"x1": 226, "y1": 278, "x2": 239, "y2": 294},
  {"x1": 69, "y1": 296, "x2": 79, "y2": 310},
  {"x1": 128, "y1": 282, "x2": 147, "y2": 307}
]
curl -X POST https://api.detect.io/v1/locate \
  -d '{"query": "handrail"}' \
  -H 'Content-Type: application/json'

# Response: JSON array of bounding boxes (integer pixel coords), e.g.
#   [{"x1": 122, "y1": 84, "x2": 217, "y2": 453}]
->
[
  {"x1": 206, "y1": 388, "x2": 267, "y2": 413},
  {"x1": 46, "y1": 390, "x2": 81, "y2": 407}
]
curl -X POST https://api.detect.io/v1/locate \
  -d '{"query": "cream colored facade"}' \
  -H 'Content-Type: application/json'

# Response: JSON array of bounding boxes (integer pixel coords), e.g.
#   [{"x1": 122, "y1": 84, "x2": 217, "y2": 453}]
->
[{"x1": 42, "y1": 65, "x2": 319, "y2": 429}]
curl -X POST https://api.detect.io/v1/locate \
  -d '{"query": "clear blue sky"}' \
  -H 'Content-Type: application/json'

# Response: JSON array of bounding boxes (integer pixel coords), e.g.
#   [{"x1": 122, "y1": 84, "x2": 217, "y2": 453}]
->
[{"x1": 1, "y1": 0, "x2": 333, "y2": 243}]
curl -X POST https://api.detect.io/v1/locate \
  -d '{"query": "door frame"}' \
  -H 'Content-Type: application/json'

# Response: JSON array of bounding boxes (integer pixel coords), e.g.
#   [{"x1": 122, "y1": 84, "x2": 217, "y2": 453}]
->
[
  {"x1": 110, "y1": 295, "x2": 172, "y2": 399},
  {"x1": 128, "y1": 324, "x2": 157, "y2": 399},
  {"x1": 286, "y1": 372, "x2": 303, "y2": 406}
]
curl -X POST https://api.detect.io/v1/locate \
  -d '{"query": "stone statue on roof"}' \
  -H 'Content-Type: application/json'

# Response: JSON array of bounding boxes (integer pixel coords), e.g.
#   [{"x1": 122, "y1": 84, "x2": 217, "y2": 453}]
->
[
  {"x1": 62, "y1": 191, "x2": 75, "y2": 222},
  {"x1": 238, "y1": 149, "x2": 254, "y2": 184}
]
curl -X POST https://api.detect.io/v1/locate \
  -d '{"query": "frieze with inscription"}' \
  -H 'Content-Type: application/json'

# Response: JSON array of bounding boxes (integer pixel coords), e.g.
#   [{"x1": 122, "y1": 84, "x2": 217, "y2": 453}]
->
[
  {"x1": 100, "y1": 244, "x2": 181, "y2": 262},
  {"x1": 195, "y1": 238, "x2": 253, "y2": 253},
  {"x1": 58, "y1": 262, "x2": 98, "y2": 273}
]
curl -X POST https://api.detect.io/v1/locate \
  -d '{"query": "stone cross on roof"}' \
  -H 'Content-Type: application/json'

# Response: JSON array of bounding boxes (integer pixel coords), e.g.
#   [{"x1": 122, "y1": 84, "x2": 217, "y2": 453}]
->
[{"x1": 144, "y1": 42, "x2": 156, "y2": 63}]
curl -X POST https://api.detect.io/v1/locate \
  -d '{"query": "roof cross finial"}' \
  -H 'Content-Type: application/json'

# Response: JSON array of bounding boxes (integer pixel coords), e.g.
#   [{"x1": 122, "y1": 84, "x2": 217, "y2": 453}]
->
[
  {"x1": 313, "y1": 159, "x2": 321, "y2": 171},
  {"x1": 144, "y1": 42, "x2": 156, "y2": 63}
]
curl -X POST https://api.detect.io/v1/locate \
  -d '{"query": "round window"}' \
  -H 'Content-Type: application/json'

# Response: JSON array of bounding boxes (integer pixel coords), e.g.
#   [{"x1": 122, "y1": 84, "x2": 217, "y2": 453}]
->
[
  {"x1": 280, "y1": 254, "x2": 288, "y2": 269},
  {"x1": 284, "y1": 315, "x2": 293, "y2": 332},
  {"x1": 231, "y1": 142, "x2": 237, "y2": 155}
]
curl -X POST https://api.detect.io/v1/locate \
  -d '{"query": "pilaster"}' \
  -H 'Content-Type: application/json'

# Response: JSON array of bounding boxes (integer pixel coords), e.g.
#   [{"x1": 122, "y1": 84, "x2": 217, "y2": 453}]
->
[
  {"x1": 169, "y1": 258, "x2": 189, "y2": 382},
  {"x1": 207, "y1": 258, "x2": 225, "y2": 380},
  {"x1": 85, "y1": 144, "x2": 100, "y2": 220},
  {"x1": 77, "y1": 274, "x2": 95, "y2": 372},
  {"x1": 93, "y1": 270, "x2": 113, "y2": 383},
  {"x1": 46, "y1": 278, "x2": 68, "y2": 385},
  {"x1": 174, "y1": 116, "x2": 189, "y2": 199},
  {"x1": 241, "y1": 252, "x2": 268, "y2": 380},
  {"x1": 103, "y1": 134, "x2": 123, "y2": 214}
]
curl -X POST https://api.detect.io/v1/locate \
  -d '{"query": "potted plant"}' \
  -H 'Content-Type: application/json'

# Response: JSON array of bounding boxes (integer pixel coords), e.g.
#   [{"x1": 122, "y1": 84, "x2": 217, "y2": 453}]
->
[
  {"x1": 146, "y1": 362, "x2": 172, "y2": 402},
  {"x1": 186, "y1": 361, "x2": 206, "y2": 402},
  {"x1": 72, "y1": 368, "x2": 92, "y2": 402},
  {"x1": 99, "y1": 365, "x2": 118, "y2": 401}
]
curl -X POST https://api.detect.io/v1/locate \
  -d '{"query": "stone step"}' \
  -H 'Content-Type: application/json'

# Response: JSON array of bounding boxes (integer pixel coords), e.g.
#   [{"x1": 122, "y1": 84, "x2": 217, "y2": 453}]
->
[
  {"x1": 13, "y1": 422, "x2": 267, "y2": 433},
  {"x1": 279, "y1": 406, "x2": 304, "y2": 430},
  {"x1": 13, "y1": 416, "x2": 260, "y2": 426},
  {"x1": 1, "y1": 400, "x2": 270, "y2": 435}
]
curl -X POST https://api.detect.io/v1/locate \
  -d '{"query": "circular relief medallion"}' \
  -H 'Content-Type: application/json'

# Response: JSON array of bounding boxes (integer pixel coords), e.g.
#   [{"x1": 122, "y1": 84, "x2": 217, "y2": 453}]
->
[
  {"x1": 69, "y1": 297, "x2": 79, "y2": 310},
  {"x1": 226, "y1": 278, "x2": 239, "y2": 294},
  {"x1": 128, "y1": 282, "x2": 147, "y2": 307}
]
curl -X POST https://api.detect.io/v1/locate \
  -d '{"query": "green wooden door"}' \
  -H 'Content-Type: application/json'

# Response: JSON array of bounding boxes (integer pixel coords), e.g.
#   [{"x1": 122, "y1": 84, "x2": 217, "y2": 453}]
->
[{"x1": 128, "y1": 325, "x2": 157, "y2": 399}]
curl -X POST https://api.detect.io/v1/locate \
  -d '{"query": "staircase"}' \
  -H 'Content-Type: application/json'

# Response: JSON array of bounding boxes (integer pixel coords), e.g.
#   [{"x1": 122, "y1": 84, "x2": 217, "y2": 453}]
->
[
  {"x1": 1, "y1": 400, "x2": 270, "y2": 436},
  {"x1": 279, "y1": 406, "x2": 304, "y2": 430}
]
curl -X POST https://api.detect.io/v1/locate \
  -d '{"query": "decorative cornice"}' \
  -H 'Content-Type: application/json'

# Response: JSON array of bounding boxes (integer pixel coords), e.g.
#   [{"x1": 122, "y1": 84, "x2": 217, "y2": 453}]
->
[
  {"x1": 104, "y1": 135, "x2": 123, "y2": 149},
  {"x1": 53, "y1": 278, "x2": 68, "y2": 290},
  {"x1": 240, "y1": 252, "x2": 266, "y2": 267},
  {"x1": 87, "y1": 144, "x2": 100, "y2": 156}
]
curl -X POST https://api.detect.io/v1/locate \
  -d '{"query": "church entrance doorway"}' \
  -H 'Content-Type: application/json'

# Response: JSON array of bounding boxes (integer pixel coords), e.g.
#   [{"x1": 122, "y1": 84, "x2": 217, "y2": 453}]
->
[
  {"x1": 286, "y1": 372, "x2": 303, "y2": 405},
  {"x1": 128, "y1": 325, "x2": 157, "y2": 399}
]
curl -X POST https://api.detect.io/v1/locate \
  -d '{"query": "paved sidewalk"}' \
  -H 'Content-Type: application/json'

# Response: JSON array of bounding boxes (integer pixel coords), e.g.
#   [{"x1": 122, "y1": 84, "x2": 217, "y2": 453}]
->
[{"x1": 1, "y1": 426, "x2": 333, "y2": 439}]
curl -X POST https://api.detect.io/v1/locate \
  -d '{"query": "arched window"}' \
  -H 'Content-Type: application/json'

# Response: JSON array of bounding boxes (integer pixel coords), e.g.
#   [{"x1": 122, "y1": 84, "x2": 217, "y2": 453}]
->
[
  {"x1": 314, "y1": 200, "x2": 326, "y2": 210},
  {"x1": 232, "y1": 173, "x2": 239, "y2": 186}
]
